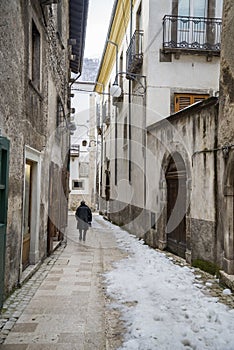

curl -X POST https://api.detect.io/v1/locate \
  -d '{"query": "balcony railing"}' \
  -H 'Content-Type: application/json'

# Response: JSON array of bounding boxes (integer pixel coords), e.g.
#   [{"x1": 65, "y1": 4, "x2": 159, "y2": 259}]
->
[
  {"x1": 126, "y1": 30, "x2": 144, "y2": 78},
  {"x1": 163, "y1": 15, "x2": 222, "y2": 54},
  {"x1": 70, "y1": 144, "x2": 80, "y2": 157}
]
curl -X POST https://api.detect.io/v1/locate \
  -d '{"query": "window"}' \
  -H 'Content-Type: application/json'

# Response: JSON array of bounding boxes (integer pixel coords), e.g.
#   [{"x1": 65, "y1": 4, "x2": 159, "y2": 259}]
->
[
  {"x1": 178, "y1": 0, "x2": 208, "y2": 40},
  {"x1": 215, "y1": 0, "x2": 223, "y2": 18},
  {"x1": 178, "y1": 0, "x2": 208, "y2": 18},
  {"x1": 32, "y1": 21, "x2": 41, "y2": 90},
  {"x1": 72, "y1": 180, "x2": 84, "y2": 190},
  {"x1": 79, "y1": 162, "x2": 89, "y2": 177},
  {"x1": 174, "y1": 93, "x2": 209, "y2": 112},
  {"x1": 56, "y1": 98, "x2": 64, "y2": 139},
  {"x1": 57, "y1": 98, "x2": 64, "y2": 128}
]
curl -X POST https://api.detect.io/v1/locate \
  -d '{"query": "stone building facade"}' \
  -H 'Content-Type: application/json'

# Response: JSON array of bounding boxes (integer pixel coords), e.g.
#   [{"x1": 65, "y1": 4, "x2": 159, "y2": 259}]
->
[
  {"x1": 0, "y1": 0, "x2": 88, "y2": 306},
  {"x1": 94, "y1": 0, "x2": 233, "y2": 279},
  {"x1": 217, "y1": 0, "x2": 234, "y2": 280}
]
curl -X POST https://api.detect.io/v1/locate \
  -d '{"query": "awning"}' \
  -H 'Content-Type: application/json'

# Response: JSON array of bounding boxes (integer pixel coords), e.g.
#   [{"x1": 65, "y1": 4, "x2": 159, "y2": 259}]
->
[{"x1": 69, "y1": 0, "x2": 89, "y2": 74}]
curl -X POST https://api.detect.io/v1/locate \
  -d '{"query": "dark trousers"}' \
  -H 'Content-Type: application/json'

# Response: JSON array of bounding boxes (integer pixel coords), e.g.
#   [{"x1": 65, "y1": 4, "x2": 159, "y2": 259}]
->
[{"x1": 79, "y1": 229, "x2": 87, "y2": 241}]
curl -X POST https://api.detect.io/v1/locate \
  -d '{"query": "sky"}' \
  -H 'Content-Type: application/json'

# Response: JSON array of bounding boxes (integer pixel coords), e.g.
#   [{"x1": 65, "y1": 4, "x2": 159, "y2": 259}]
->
[
  {"x1": 84, "y1": 0, "x2": 115, "y2": 58},
  {"x1": 103, "y1": 220, "x2": 234, "y2": 350}
]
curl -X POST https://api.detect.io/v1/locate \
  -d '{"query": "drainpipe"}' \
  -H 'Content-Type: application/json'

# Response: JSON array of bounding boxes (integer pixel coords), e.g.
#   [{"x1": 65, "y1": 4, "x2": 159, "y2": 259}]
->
[
  {"x1": 107, "y1": 40, "x2": 119, "y2": 83},
  {"x1": 128, "y1": 0, "x2": 133, "y2": 183},
  {"x1": 143, "y1": 87, "x2": 147, "y2": 206}
]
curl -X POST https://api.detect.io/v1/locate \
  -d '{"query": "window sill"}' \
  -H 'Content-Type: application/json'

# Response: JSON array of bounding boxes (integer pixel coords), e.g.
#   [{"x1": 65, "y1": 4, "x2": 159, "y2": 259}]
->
[{"x1": 162, "y1": 47, "x2": 220, "y2": 58}]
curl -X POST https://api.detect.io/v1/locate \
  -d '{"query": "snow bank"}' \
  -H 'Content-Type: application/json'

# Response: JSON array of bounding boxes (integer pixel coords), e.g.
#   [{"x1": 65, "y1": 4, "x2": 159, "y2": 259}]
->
[{"x1": 104, "y1": 227, "x2": 234, "y2": 350}]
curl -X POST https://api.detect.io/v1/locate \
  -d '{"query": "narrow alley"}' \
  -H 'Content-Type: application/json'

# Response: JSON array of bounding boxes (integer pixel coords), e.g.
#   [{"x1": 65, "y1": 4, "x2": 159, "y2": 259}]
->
[
  {"x1": 0, "y1": 213, "x2": 126, "y2": 349},
  {"x1": 1, "y1": 213, "x2": 234, "y2": 350}
]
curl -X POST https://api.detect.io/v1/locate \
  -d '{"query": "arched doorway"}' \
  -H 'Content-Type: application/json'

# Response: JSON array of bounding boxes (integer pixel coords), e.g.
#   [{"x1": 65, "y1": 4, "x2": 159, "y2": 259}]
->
[
  {"x1": 223, "y1": 154, "x2": 234, "y2": 274},
  {"x1": 166, "y1": 152, "x2": 187, "y2": 258}
]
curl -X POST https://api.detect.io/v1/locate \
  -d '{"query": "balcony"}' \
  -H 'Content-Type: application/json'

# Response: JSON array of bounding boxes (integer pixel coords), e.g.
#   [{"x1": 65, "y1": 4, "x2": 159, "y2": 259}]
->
[
  {"x1": 70, "y1": 144, "x2": 80, "y2": 157},
  {"x1": 126, "y1": 30, "x2": 144, "y2": 79},
  {"x1": 163, "y1": 15, "x2": 222, "y2": 55}
]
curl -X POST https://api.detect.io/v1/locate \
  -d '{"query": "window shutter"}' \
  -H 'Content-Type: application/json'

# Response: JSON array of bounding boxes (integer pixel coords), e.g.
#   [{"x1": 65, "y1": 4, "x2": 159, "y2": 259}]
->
[
  {"x1": 175, "y1": 93, "x2": 209, "y2": 112},
  {"x1": 193, "y1": 95, "x2": 208, "y2": 104},
  {"x1": 175, "y1": 95, "x2": 191, "y2": 112}
]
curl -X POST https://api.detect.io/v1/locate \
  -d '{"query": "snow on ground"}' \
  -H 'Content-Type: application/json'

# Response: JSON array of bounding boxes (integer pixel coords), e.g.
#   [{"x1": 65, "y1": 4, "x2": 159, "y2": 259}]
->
[{"x1": 104, "y1": 225, "x2": 234, "y2": 350}]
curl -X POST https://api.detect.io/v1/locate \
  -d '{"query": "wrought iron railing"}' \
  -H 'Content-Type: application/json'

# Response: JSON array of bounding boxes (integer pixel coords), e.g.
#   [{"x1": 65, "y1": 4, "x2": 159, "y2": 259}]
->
[
  {"x1": 70, "y1": 144, "x2": 79, "y2": 156},
  {"x1": 163, "y1": 15, "x2": 222, "y2": 52},
  {"x1": 126, "y1": 30, "x2": 144, "y2": 76}
]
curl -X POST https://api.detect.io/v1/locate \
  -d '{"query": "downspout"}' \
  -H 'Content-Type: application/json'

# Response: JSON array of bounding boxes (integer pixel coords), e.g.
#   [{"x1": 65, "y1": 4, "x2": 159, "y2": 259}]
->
[
  {"x1": 214, "y1": 101, "x2": 219, "y2": 268},
  {"x1": 128, "y1": 0, "x2": 133, "y2": 182},
  {"x1": 143, "y1": 86, "x2": 147, "y2": 206}
]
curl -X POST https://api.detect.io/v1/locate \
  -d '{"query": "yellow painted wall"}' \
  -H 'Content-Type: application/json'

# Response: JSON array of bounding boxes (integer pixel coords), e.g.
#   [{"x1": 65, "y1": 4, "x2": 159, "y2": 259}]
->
[{"x1": 95, "y1": 0, "x2": 135, "y2": 93}]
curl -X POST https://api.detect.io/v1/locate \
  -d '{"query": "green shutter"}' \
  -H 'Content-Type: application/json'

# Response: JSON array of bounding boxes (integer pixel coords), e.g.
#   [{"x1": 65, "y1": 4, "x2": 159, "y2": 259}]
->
[{"x1": 0, "y1": 137, "x2": 10, "y2": 309}]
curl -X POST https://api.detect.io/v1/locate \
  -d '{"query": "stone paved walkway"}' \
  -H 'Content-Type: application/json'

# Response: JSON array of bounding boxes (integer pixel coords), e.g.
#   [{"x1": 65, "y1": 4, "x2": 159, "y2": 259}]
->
[
  {"x1": 0, "y1": 213, "x2": 234, "y2": 349},
  {"x1": 0, "y1": 213, "x2": 126, "y2": 349}
]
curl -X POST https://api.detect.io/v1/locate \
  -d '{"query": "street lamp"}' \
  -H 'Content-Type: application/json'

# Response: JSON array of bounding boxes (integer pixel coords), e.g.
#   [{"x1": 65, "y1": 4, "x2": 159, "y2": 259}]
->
[
  {"x1": 109, "y1": 83, "x2": 122, "y2": 97},
  {"x1": 109, "y1": 71, "x2": 146, "y2": 97}
]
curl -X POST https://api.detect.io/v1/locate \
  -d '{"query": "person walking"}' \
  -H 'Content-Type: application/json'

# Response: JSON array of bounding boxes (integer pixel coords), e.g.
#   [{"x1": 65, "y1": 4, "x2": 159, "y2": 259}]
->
[{"x1": 75, "y1": 200, "x2": 92, "y2": 241}]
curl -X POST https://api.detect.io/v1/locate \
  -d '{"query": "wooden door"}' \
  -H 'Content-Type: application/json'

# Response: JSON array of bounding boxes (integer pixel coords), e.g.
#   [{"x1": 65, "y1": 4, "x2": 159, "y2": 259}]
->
[{"x1": 166, "y1": 154, "x2": 187, "y2": 258}]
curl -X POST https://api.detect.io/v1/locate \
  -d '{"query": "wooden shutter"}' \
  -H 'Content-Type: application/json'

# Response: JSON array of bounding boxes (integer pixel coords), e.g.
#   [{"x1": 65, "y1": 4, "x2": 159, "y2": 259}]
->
[
  {"x1": 193, "y1": 95, "x2": 208, "y2": 103},
  {"x1": 175, "y1": 94, "x2": 209, "y2": 112}
]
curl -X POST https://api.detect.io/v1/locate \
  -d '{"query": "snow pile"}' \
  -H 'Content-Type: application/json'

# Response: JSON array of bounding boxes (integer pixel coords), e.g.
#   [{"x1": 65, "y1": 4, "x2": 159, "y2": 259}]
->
[{"x1": 105, "y1": 228, "x2": 234, "y2": 350}]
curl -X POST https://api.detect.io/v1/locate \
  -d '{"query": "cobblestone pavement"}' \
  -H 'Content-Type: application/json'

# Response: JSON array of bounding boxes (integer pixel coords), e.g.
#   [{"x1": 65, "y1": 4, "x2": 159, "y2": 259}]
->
[
  {"x1": 0, "y1": 247, "x2": 65, "y2": 345},
  {"x1": 0, "y1": 214, "x2": 234, "y2": 349}
]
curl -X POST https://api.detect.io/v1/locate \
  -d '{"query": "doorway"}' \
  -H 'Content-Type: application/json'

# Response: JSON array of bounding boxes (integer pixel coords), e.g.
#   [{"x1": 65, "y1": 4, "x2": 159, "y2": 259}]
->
[
  {"x1": 22, "y1": 147, "x2": 41, "y2": 272},
  {"x1": 0, "y1": 137, "x2": 10, "y2": 308},
  {"x1": 166, "y1": 153, "x2": 187, "y2": 258},
  {"x1": 223, "y1": 155, "x2": 234, "y2": 274},
  {"x1": 22, "y1": 160, "x2": 33, "y2": 269},
  {"x1": 177, "y1": 0, "x2": 208, "y2": 47}
]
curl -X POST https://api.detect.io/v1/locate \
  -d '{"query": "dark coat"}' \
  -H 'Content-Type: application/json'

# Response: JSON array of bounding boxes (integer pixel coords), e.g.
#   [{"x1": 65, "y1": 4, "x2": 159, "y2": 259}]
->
[{"x1": 75, "y1": 204, "x2": 92, "y2": 230}]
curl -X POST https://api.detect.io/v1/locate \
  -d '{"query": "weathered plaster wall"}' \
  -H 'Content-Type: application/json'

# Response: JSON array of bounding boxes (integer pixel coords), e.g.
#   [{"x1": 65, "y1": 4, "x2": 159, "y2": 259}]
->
[
  {"x1": 146, "y1": 99, "x2": 220, "y2": 265},
  {"x1": 217, "y1": 0, "x2": 234, "y2": 274},
  {"x1": 0, "y1": 0, "x2": 70, "y2": 295},
  {"x1": 0, "y1": 1, "x2": 27, "y2": 290}
]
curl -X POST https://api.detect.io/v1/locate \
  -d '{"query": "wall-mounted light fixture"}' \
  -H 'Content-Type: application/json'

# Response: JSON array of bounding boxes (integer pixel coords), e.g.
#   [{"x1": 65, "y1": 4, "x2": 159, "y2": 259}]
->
[
  {"x1": 68, "y1": 122, "x2": 76, "y2": 132},
  {"x1": 109, "y1": 71, "x2": 146, "y2": 97},
  {"x1": 110, "y1": 83, "x2": 122, "y2": 97}
]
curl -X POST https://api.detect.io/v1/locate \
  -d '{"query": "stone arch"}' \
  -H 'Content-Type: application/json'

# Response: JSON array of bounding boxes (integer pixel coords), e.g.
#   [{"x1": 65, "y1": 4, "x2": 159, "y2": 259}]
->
[{"x1": 158, "y1": 150, "x2": 192, "y2": 262}]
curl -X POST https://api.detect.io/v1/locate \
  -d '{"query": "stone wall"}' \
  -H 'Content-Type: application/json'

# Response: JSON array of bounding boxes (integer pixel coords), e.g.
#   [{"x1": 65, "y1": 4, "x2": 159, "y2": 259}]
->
[
  {"x1": 0, "y1": 1, "x2": 70, "y2": 295},
  {"x1": 147, "y1": 98, "x2": 220, "y2": 266},
  {"x1": 217, "y1": 0, "x2": 234, "y2": 275}
]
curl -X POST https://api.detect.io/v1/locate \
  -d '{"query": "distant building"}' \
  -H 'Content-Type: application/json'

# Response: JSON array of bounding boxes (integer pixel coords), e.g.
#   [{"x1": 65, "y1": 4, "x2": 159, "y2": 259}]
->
[
  {"x1": 80, "y1": 58, "x2": 100, "y2": 82},
  {"x1": 69, "y1": 82, "x2": 98, "y2": 211}
]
